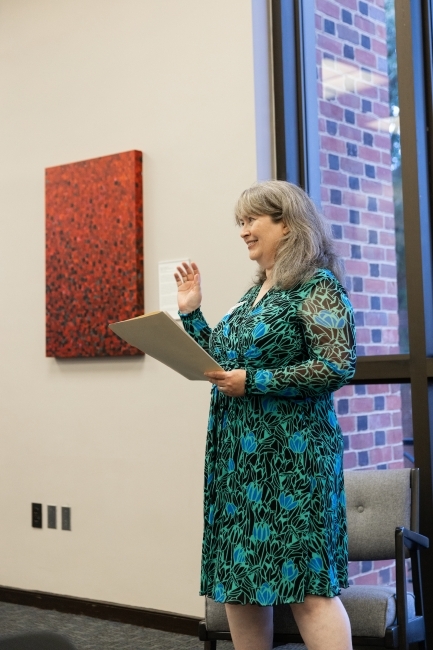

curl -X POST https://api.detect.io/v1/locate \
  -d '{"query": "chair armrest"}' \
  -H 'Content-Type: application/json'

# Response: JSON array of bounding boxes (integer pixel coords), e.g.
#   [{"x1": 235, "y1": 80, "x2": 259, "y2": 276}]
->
[{"x1": 398, "y1": 526, "x2": 429, "y2": 550}]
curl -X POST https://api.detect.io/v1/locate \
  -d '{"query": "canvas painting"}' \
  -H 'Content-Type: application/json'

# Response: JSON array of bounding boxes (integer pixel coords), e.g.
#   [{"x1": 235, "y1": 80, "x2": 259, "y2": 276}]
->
[{"x1": 46, "y1": 150, "x2": 144, "y2": 357}]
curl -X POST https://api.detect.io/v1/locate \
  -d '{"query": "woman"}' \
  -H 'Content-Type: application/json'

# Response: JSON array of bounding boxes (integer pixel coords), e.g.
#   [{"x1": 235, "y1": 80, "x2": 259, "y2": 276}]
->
[{"x1": 175, "y1": 181, "x2": 356, "y2": 650}]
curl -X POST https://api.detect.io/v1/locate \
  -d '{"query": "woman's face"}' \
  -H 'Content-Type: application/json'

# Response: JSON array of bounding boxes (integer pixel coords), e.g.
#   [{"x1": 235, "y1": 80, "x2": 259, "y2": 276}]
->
[{"x1": 239, "y1": 214, "x2": 288, "y2": 270}]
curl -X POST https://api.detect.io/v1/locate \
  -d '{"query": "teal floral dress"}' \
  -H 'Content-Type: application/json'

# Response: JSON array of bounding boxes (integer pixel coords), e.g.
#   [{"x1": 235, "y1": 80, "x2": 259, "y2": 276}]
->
[{"x1": 180, "y1": 269, "x2": 356, "y2": 606}]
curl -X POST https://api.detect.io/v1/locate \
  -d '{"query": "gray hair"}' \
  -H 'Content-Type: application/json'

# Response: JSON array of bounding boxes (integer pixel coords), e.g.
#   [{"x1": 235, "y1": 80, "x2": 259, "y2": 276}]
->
[{"x1": 234, "y1": 180, "x2": 344, "y2": 290}]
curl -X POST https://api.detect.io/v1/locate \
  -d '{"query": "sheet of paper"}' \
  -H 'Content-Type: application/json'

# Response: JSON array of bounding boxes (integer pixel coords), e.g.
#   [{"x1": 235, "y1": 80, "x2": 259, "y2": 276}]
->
[
  {"x1": 109, "y1": 311, "x2": 223, "y2": 380},
  {"x1": 159, "y1": 259, "x2": 190, "y2": 319}
]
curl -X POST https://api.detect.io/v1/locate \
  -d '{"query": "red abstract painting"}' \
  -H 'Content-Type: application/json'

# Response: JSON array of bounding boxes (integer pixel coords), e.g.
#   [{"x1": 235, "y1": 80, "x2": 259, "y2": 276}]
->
[{"x1": 46, "y1": 151, "x2": 144, "y2": 357}]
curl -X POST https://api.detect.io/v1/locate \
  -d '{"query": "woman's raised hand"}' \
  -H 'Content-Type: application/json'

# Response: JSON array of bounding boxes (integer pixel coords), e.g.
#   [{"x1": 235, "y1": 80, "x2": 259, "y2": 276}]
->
[{"x1": 174, "y1": 261, "x2": 202, "y2": 314}]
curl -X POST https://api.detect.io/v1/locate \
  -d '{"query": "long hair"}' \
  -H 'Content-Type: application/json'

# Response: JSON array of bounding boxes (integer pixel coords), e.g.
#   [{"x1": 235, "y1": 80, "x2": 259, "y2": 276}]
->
[{"x1": 234, "y1": 180, "x2": 344, "y2": 289}]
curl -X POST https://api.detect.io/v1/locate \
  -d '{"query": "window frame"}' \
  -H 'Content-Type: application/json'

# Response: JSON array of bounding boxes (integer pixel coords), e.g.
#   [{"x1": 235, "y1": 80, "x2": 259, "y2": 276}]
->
[{"x1": 271, "y1": 0, "x2": 433, "y2": 639}]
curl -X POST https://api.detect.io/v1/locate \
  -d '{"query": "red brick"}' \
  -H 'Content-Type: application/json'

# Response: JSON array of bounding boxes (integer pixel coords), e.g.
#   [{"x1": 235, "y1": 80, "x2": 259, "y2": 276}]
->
[
  {"x1": 321, "y1": 135, "x2": 346, "y2": 153},
  {"x1": 364, "y1": 278, "x2": 386, "y2": 293},
  {"x1": 356, "y1": 81, "x2": 379, "y2": 99},
  {"x1": 342, "y1": 191, "x2": 367, "y2": 208},
  {"x1": 372, "y1": 38, "x2": 388, "y2": 56},
  {"x1": 365, "y1": 312, "x2": 387, "y2": 326},
  {"x1": 382, "y1": 296, "x2": 398, "y2": 310},
  {"x1": 356, "y1": 113, "x2": 377, "y2": 131},
  {"x1": 393, "y1": 445, "x2": 403, "y2": 460},
  {"x1": 316, "y1": 0, "x2": 340, "y2": 17},
  {"x1": 374, "y1": 134, "x2": 391, "y2": 149},
  {"x1": 334, "y1": 385, "x2": 355, "y2": 398},
  {"x1": 350, "y1": 398, "x2": 375, "y2": 414},
  {"x1": 384, "y1": 216, "x2": 396, "y2": 230},
  {"x1": 362, "y1": 245, "x2": 385, "y2": 261},
  {"x1": 380, "y1": 232, "x2": 395, "y2": 246},
  {"x1": 340, "y1": 158, "x2": 364, "y2": 174},
  {"x1": 381, "y1": 152, "x2": 392, "y2": 165},
  {"x1": 365, "y1": 345, "x2": 391, "y2": 354},
  {"x1": 388, "y1": 461, "x2": 405, "y2": 469},
  {"x1": 358, "y1": 146, "x2": 382, "y2": 162},
  {"x1": 335, "y1": 0, "x2": 357, "y2": 8},
  {"x1": 376, "y1": 166, "x2": 392, "y2": 182},
  {"x1": 361, "y1": 179, "x2": 383, "y2": 195},
  {"x1": 382, "y1": 329, "x2": 398, "y2": 344},
  {"x1": 315, "y1": 13, "x2": 322, "y2": 29},
  {"x1": 351, "y1": 433, "x2": 374, "y2": 449},
  {"x1": 392, "y1": 411, "x2": 402, "y2": 427},
  {"x1": 379, "y1": 88, "x2": 389, "y2": 103},
  {"x1": 354, "y1": 573, "x2": 379, "y2": 585},
  {"x1": 321, "y1": 187, "x2": 329, "y2": 202},
  {"x1": 370, "y1": 446, "x2": 392, "y2": 463},
  {"x1": 320, "y1": 151, "x2": 327, "y2": 167},
  {"x1": 339, "y1": 124, "x2": 363, "y2": 141},
  {"x1": 318, "y1": 33, "x2": 343, "y2": 56},
  {"x1": 318, "y1": 117, "x2": 327, "y2": 133},
  {"x1": 382, "y1": 183, "x2": 394, "y2": 199},
  {"x1": 323, "y1": 204, "x2": 349, "y2": 222},
  {"x1": 374, "y1": 559, "x2": 395, "y2": 570},
  {"x1": 386, "y1": 280, "x2": 397, "y2": 294},
  {"x1": 322, "y1": 170, "x2": 348, "y2": 187},
  {"x1": 345, "y1": 260, "x2": 369, "y2": 275},
  {"x1": 380, "y1": 263, "x2": 396, "y2": 279},
  {"x1": 355, "y1": 48, "x2": 377, "y2": 67},
  {"x1": 373, "y1": 102, "x2": 390, "y2": 119},
  {"x1": 362, "y1": 213, "x2": 384, "y2": 228},
  {"x1": 343, "y1": 451, "x2": 358, "y2": 468},
  {"x1": 375, "y1": 22, "x2": 386, "y2": 38},
  {"x1": 349, "y1": 561, "x2": 361, "y2": 577},
  {"x1": 387, "y1": 429, "x2": 404, "y2": 446},
  {"x1": 385, "y1": 394, "x2": 401, "y2": 410},
  {"x1": 350, "y1": 294, "x2": 369, "y2": 308},
  {"x1": 343, "y1": 225, "x2": 369, "y2": 241},
  {"x1": 388, "y1": 313, "x2": 399, "y2": 327},
  {"x1": 354, "y1": 15, "x2": 376, "y2": 34},
  {"x1": 385, "y1": 249, "x2": 396, "y2": 263},
  {"x1": 356, "y1": 328, "x2": 370, "y2": 343},
  {"x1": 340, "y1": 92, "x2": 361, "y2": 109},
  {"x1": 367, "y1": 384, "x2": 391, "y2": 394},
  {"x1": 335, "y1": 241, "x2": 351, "y2": 257}
]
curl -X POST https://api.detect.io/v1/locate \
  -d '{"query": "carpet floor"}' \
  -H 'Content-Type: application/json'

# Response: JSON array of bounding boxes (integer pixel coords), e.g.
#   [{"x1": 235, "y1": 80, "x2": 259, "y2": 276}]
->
[{"x1": 0, "y1": 603, "x2": 306, "y2": 650}]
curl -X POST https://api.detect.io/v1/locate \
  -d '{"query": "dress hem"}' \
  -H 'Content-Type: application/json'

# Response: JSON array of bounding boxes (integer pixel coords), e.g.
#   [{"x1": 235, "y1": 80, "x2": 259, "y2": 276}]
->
[{"x1": 200, "y1": 582, "x2": 349, "y2": 606}]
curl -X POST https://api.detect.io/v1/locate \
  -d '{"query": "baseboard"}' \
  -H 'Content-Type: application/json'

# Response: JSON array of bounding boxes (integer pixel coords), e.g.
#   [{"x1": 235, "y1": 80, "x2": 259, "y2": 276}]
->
[{"x1": 0, "y1": 586, "x2": 201, "y2": 636}]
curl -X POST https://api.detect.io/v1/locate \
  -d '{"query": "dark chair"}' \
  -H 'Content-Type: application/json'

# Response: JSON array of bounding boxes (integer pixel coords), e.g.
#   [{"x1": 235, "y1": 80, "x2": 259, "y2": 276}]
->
[
  {"x1": 199, "y1": 468, "x2": 429, "y2": 650},
  {"x1": 0, "y1": 632, "x2": 77, "y2": 650}
]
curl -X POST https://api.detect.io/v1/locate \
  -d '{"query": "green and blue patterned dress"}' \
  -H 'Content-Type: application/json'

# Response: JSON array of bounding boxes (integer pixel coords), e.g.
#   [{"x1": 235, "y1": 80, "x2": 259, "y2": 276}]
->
[{"x1": 180, "y1": 269, "x2": 356, "y2": 606}]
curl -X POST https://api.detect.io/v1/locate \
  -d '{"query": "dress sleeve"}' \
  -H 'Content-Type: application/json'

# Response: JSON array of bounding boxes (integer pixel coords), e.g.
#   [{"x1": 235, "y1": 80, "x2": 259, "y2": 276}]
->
[
  {"x1": 179, "y1": 308, "x2": 213, "y2": 354},
  {"x1": 245, "y1": 278, "x2": 356, "y2": 398}
]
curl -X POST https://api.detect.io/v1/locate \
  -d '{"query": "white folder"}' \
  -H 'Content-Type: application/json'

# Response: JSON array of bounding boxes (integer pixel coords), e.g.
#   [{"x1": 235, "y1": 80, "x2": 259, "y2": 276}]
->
[{"x1": 109, "y1": 311, "x2": 223, "y2": 380}]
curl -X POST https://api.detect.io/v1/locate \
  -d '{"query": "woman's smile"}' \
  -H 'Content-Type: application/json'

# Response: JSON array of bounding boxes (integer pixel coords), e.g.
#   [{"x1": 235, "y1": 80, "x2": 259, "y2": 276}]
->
[{"x1": 240, "y1": 214, "x2": 287, "y2": 269}]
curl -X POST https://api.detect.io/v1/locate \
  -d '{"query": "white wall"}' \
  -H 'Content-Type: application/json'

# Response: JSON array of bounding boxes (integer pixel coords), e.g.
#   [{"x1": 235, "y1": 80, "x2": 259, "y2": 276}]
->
[{"x1": 0, "y1": 0, "x2": 258, "y2": 617}]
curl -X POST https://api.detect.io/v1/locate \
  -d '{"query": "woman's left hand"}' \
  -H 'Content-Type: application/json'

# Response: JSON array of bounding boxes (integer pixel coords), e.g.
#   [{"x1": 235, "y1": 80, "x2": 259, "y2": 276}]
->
[{"x1": 205, "y1": 370, "x2": 246, "y2": 397}]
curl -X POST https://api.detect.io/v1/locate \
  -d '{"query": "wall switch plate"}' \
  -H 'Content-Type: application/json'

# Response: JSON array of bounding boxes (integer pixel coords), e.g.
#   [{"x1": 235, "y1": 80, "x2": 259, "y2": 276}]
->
[
  {"x1": 61, "y1": 506, "x2": 71, "y2": 531},
  {"x1": 32, "y1": 503, "x2": 42, "y2": 528},
  {"x1": 47, "y1": 505, "x2": 57, "y2": 529}
]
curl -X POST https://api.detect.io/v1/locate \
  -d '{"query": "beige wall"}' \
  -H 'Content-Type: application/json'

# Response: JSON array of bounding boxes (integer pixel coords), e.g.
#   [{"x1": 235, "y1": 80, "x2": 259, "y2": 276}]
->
[{"x1": 0, "y1": 0, "x2": 259, "y2": 617}]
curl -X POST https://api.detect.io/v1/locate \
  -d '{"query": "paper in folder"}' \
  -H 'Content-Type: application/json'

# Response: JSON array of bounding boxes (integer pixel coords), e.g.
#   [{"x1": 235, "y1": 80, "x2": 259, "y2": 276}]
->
[{"x1": 109, "y1": 311, "x2": 223, "y2": 380}]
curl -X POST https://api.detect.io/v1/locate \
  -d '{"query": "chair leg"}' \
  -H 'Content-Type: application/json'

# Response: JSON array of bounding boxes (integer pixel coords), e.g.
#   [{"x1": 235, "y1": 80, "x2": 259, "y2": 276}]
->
[{"x1": 204, "y1": 641, "x2": 217, "y2": 650}]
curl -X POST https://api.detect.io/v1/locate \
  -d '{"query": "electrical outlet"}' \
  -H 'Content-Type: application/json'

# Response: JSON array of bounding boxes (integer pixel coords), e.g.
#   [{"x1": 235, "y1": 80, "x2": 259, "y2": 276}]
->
[
  {"x1": 47, "y1": 505, "x2": 57, "y2": 529},
  {"x1": 32, "y1": 503, "x2": 42, "y2": 528},
  {"x1": 61, "y1": 507, "x2": 71, "y2": 531}
]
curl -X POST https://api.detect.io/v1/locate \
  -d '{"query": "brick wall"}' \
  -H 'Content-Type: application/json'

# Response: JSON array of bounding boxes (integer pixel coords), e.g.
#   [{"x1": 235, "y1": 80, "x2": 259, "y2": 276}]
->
[{"x1": 315, "y1": 0, "x2": 404, "y2": 586}]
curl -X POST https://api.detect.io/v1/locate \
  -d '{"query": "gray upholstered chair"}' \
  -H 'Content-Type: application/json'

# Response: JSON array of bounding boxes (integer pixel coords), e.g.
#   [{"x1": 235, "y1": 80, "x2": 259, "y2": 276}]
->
[{"x1": 198, "y1": 468, "x2": 428, "y2": 650}]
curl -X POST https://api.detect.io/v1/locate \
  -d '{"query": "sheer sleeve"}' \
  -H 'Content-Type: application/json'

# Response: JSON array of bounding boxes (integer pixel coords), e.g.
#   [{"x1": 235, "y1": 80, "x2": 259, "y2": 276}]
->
[
  {"x1": 245, "y1": 278, "x2": 356, "y2": 398},
  {"x1": 179, "y1": 308, "x2": 213, "y2": 354}
]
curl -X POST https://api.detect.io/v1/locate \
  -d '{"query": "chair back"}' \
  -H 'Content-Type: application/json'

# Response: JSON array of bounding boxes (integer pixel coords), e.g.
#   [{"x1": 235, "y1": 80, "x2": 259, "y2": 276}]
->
[{"x1": 344, "y1": 469, "x2": 412, "y2": 561}]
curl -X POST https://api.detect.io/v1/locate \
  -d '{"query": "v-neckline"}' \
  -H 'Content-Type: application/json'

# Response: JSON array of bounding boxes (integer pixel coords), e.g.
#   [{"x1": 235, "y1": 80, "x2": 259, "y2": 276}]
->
[{"x1": 250, "y1": 284, "x2": 273, "y2": 310}]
